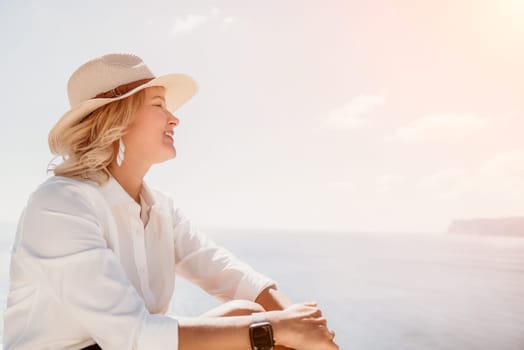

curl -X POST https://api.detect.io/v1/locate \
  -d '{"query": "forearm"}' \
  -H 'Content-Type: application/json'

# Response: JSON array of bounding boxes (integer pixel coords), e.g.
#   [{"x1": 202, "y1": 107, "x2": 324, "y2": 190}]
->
[
  {"x1": 255, "y1": 286, "x2": 292, "y2": 311},
  {"x1": 178, "y1": 315, "x2": 253, "y2": 350},
  {"x1": 178, "y1": 303, "x2": 337, "y2": 350},
  {"x1": 176, "y1": 287, "x2": 291, "y2": 349},
  {"x1": 179, "y1": 310, "x2": 288, "y2": 350},
  {"x1": 255, "y1": 287, "x2": 295, "y2": 350}
]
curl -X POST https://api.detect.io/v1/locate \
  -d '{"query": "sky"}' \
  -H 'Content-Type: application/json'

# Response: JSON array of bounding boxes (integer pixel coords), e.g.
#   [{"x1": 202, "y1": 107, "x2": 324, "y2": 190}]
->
[{"x1": 0, "y1": 0, "x2": 523, "y2": 233}]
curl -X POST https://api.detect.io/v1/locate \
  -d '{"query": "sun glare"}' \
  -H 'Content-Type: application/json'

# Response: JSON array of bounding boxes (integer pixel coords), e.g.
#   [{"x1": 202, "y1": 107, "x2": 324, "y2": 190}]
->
[
  {"x1": 509, "y1": 0, "x2": 524, "y2": 14},
  {"x1": 501, "y1": 0, "x2": 524, "y2": 33}
]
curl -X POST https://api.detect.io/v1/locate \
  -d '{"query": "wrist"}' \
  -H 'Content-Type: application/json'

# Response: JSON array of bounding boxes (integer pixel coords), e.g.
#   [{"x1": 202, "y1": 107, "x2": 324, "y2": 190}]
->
[
  {"x1": 264, "y1": 310, "x2": 286, "y2": 346},
  {"x1": 250, "y1": 312, "x2": 276, "y2": 350}
]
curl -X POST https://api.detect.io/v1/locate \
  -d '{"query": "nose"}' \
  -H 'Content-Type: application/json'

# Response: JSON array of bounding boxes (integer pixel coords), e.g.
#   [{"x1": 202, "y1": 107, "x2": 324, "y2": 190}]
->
[{"x1": 168, "y1": 112, "x2": 180, "y2": 127}]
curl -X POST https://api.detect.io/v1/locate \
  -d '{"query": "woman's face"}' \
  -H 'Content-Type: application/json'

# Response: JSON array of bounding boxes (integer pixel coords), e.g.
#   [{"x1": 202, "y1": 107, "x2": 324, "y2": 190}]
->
[{"x1": 123, "y1": 86, "x2": 180, "y2": 166}]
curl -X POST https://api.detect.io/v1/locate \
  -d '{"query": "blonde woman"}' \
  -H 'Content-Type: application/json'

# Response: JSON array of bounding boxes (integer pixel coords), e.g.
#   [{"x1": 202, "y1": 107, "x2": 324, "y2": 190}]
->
[{"x1": 3, "y1": 53, "x2": 338, "y2": 350}]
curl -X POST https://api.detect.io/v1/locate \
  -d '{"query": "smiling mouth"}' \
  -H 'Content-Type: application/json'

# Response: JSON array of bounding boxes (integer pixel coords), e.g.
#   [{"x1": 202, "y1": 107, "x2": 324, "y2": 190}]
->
[{"x1": 164, "y1": 131, "x2": 174, "y2": 141}]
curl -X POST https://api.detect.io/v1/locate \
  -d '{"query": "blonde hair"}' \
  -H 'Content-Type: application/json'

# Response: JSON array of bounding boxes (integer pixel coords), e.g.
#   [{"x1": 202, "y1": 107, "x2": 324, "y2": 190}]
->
[{"x1": 48, "y1": 90, "x2": 146, "y2": 185}]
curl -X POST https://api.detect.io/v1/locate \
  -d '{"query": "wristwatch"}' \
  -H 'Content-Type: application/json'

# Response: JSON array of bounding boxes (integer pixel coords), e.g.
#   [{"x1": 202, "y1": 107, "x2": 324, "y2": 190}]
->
[{"x1": 249, "y1": 312, "x2": 275, "y2": 350}]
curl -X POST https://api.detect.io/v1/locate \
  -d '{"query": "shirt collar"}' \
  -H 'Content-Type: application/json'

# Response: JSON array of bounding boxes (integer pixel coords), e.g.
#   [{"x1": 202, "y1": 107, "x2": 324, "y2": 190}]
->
[
  {"x1": 140, "y1": 181, "x2": 156, "y2": 209},
  {"x1": 100, "y1": 174, "x2": 157, "y2": 212}
]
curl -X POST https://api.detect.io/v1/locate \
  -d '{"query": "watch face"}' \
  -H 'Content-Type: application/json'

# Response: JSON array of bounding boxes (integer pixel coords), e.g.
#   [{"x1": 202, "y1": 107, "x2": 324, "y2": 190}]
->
[{"x1": 250, "y1": 322, "x2": 274, "y2": 350}]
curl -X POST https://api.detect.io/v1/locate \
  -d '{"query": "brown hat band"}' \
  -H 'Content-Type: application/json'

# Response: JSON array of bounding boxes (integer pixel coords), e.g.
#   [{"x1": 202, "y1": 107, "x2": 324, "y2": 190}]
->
[{"x1": 94, "y1": 78, "x2": 154, "y2": 99}]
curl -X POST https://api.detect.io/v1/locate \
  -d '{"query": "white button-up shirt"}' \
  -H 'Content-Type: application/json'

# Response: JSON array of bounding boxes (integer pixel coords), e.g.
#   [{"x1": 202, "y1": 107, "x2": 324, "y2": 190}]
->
[{"x1": 3, "y1": 175, "x2": 276, "y2": 350}]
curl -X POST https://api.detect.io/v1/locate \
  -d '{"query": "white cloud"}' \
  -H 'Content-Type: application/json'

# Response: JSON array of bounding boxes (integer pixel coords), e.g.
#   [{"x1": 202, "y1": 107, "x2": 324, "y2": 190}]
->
[
  {"x1": 416, "y1": 150, "x2": 524, "y2": 216},
  {"x1": 321, "y1": 95, "x2": 385, "y2": 130},
  {"x1": 171, "y1": 9, "x2": 241, "y2": 36},
  {"x1": 470, "y1": 150, "x2": 524, "y2": 195},
  {"x1": 478, "y1": 150, "x2": 524, "y2": 178},
  {"x1": 172, "y1": 14, "x2": 208, "y2": 36},
  {"x1": 394, "y1": 113, "x2": 488, "y2": 141},
  {"x1": 416, "y1": 168, "x2": 467, "y2": 198},
  {"x1": 223, "y1": 16, "x2": 240, "y2": 27}
]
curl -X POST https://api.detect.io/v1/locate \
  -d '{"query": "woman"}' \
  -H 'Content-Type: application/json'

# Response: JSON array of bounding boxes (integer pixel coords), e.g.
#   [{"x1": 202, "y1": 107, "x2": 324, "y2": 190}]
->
[{"x1": 3, "y1": 53, "x2": 338, "y2": 350}]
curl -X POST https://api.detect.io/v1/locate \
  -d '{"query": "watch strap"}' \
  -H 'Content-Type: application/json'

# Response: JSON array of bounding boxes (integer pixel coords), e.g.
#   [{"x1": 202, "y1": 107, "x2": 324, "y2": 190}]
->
[{"x1": 251, "y1": 312, "x2": 267, "y2": 324}]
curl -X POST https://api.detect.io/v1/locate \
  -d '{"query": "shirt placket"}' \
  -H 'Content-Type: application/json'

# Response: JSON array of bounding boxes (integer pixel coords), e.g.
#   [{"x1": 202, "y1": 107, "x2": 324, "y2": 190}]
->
[{"x1": 130, "y1": 215, "x2": 156, "y2": 309}]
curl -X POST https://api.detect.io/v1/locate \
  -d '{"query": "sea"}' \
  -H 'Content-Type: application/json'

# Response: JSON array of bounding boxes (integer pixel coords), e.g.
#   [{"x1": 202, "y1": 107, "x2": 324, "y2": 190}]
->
[{"x1": 1, "y1": 222, "x2": 524, "y2": 350}]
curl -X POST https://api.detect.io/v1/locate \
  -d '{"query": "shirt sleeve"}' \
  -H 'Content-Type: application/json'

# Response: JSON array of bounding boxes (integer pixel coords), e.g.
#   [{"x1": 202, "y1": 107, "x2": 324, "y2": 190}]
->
[
  {"x1": 17, "y1": 180, "x2": 179, "y2": 350},
  {"x1": 171, "y1": 205, "x2": 277, "y2": 302}
]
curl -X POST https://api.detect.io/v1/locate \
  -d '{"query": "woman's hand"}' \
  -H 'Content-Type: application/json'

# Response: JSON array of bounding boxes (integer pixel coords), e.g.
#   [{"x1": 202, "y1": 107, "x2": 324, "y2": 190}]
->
[{"x1": 267, "y1": 303, "x2": 339, "y2": 350}]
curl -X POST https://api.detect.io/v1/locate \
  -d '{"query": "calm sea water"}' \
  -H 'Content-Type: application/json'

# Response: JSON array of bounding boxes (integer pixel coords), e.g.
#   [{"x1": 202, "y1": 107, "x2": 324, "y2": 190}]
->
[{"x1": 2, "y1": 222, "x2": 524, "y2": 349}]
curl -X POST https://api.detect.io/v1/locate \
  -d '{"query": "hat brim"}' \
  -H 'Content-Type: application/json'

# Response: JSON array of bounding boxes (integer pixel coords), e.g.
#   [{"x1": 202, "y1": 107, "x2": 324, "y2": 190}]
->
[{"x1": 48, "y1": 73, "x2": 198, "y2": 149}]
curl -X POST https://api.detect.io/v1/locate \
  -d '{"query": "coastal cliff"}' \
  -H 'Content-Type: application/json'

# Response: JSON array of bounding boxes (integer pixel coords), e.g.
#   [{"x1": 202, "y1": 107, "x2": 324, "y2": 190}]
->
[{"x1": 448, "y1": 217, "x2": 524, "y2": 236}]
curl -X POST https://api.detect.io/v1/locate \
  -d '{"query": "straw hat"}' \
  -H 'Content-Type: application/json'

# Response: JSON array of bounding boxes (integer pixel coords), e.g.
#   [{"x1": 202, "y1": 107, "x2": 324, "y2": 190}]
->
[{"x1": 49, "y1": 53, "x2": 198, "y2": 151}]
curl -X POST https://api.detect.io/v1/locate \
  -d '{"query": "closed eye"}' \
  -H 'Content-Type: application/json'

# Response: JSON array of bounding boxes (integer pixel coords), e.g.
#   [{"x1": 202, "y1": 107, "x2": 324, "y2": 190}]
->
[{"x1": 151, "y1": 95, "x2": 167, "y2": 108}]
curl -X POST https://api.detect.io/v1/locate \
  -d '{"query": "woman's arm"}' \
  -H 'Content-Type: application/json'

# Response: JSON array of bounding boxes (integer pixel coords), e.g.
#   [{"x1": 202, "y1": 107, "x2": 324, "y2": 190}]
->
[
  {"x1": 255, "y1": 286, "x2": 292, "y2": 311},
  {"x1": 255, "y1": 287, "x2": 296, "y2": 350},
  {"x1": 16, "y1": 180, "x2": 182, "y2": 349},
  {"x1": 170, "y1": 207, "x2": 337, "y2": 349},
  {"x1": 172, "y1": 207, "x2": 277, "y2": 302},
  {"x1": 178, "y1": 304, "x2": 338, "y2": 350},
  {"x1": 256, "y1": 287, "x2": 338, "y2": 350}
]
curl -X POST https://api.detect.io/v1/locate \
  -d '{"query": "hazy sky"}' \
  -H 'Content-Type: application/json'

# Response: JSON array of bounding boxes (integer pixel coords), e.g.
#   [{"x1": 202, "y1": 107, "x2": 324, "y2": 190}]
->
[{"x1": 0, "y1": 0, "x2": 523, "y2": 233}]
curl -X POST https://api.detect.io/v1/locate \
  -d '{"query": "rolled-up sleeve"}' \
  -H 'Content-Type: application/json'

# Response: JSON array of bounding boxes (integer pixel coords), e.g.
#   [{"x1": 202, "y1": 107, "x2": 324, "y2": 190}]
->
[
  {"x1": 18, "y1": 181, "x2": 179, "y2": 350},
  {"x1": 171, "y1": 206, "x2": 277, "y2": 302}
]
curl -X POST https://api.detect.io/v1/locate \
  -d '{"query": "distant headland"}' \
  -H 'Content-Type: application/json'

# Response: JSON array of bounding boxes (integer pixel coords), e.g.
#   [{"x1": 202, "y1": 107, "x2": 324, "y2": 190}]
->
[{"x1": 448, "y1": 217, "x2": 524, "y2": 236}]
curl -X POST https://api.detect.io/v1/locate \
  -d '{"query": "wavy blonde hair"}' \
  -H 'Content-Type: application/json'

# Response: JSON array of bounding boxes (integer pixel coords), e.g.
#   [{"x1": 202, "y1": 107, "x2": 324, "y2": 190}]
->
[{"x1": 48, "y1": 89, "x2": 146, "y2": 185}]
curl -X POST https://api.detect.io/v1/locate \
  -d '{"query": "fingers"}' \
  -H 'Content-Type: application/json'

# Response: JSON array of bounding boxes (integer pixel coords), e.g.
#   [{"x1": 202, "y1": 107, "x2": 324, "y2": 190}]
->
[
  {"x1": 309, "y1": 315, "x2": 336, "y2": 345},
  {"x1": 288, "y1": 301, "x2": 338, "y2": 348},
  {"x1": 310, "y1": 307, "x2": 323, "y2": 318},
  {"x1": 290, "y1": 302, "x2": 323, "y2": 318},
  {"x1": 314, "y1": 318, "x2": 336, "y2": 347},
  {"x1": 325, "y1": 328, "x2": 339, "y2": 350},
  {"x1": 315, "y1": 325, "x2": 339, "y2": 350},
  {"x1": 318, "y1": 323, "x2": 335, "y2": 339},
  {"x1": 310, "y1": 316, "x2": 327, "y2": 327},
  {"x1": 301, "y1": 302, "x2": 323, "y2": 317}
]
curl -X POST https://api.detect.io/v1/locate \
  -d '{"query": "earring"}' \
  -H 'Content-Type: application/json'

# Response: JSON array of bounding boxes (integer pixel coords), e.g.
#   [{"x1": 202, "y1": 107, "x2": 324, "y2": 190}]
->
[{"x1": 117, "y1": 138, "x2": 125, "y2": 167}]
